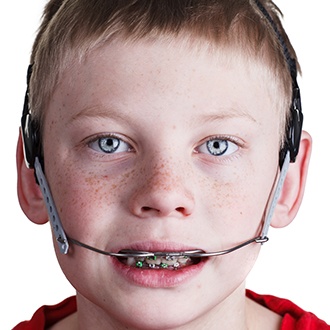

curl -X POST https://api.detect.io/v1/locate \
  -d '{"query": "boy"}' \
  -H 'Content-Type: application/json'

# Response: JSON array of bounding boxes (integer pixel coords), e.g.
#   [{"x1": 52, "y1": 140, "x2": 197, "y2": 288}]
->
[{"x1": 14, "y1": 0, "x2": 329, "y2": 329}]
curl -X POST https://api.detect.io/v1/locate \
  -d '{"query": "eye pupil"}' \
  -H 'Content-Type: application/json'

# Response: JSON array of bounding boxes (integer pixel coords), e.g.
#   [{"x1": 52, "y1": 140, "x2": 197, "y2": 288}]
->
[
  {"x1": 99, "y1": 137, "x2": 120, "y2": 153},
  {"x1": 207, "y1": 139, "x2": 228, "y2": 156}
]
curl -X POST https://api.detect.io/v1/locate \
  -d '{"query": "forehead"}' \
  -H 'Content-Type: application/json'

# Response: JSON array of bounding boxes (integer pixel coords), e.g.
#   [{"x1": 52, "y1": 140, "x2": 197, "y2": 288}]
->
[{"x1": 47, "y1": 38, "x2": 279, "y2": 131}]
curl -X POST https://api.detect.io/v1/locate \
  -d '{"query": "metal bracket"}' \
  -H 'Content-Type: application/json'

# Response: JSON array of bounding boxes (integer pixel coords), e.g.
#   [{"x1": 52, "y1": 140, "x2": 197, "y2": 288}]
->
[{"x1": 34, "y1": 157, "x2": 69, "y2": 254}]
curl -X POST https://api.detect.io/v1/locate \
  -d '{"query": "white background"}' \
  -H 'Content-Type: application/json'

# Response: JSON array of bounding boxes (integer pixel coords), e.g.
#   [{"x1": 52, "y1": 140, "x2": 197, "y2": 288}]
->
[{"x1": 1, "y1": 1, "x2": 329, "y2": 328}]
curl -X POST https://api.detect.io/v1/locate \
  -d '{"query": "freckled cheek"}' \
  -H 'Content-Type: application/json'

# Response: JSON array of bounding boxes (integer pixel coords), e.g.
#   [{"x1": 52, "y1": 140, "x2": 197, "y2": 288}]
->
[
  {"x1": 201, "y1": 173, "x2": 267, "y2": 233},
  {"x1": 47, "y1": 163, "x2": 136, "y2": 234},
  {"x1": 203, "y1": 181, "x2": 245, "y2": 229},
  {"x1": 202, "y1": 173, "x2": 245, "y2": 210}
]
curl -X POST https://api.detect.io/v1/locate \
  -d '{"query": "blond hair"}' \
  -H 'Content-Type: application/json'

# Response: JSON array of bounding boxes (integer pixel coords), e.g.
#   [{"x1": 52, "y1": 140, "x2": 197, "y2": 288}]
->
[{"x1": 29, "y1": 0, "x2": 299, "y2": 141}]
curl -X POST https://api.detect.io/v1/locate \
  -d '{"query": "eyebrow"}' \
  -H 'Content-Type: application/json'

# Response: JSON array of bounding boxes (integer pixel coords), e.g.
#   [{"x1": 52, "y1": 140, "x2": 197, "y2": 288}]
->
[
  {"x1": 195, "y1": 108, "x2": 258, "y2": 125},
  {"x1": 68, "y1": 104, "x2": 258, "y2": 126},
  {"x1": 68, "y1": 105, "x2": 129, "y2": 125}
]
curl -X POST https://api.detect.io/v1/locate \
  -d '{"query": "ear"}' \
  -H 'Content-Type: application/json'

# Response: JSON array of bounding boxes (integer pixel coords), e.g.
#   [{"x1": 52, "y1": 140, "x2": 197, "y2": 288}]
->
[
  {"x1": 271, "y1": 131, "x2": 312, "y2": 228},
  {"x1": 16, "y1": 130, "x2": 48, "y2": 224}
]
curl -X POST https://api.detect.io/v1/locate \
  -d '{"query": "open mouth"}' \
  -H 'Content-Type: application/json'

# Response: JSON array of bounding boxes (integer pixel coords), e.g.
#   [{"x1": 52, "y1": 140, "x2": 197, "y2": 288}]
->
[{"x1": 117, "y1": 251, "x2": 202, "y2": 270}]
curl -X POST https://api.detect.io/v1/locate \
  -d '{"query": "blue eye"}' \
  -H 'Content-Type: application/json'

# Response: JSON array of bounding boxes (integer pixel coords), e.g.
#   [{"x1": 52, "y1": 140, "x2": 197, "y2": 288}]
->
[
  {"x1": 89, "y1": 136, "x2": 131, "y2": 154},
  {"x1": 197, "y1": 137, "x2": 238, "y2": 156}
]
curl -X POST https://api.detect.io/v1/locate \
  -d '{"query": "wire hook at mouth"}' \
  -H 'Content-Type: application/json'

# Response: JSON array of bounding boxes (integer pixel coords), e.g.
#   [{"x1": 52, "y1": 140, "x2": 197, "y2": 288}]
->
[{"x1": 68, "y1": 236, "x2": 268, "y2": 259}]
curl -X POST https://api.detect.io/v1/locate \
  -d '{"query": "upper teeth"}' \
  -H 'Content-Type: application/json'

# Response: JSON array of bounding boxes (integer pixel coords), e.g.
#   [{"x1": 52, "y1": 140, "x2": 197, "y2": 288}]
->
[{"x1": 125, "y1": 255, "x2": 192, "y2": 269}]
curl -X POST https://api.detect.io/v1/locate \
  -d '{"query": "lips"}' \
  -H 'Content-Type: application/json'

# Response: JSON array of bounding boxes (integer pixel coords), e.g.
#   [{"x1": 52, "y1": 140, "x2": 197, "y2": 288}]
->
[{"x1": 111, "y1": 243, "x2": 207, "y2": 287}]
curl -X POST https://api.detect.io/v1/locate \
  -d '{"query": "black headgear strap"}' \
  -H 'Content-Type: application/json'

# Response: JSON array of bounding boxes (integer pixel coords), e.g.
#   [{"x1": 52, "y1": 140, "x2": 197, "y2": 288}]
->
[
  {"x1": 254, "y1": 0, "x2": 303, "y2": 165},
  {"x1": 21, "y1": 63, "x2": 41, "y2": 169}
]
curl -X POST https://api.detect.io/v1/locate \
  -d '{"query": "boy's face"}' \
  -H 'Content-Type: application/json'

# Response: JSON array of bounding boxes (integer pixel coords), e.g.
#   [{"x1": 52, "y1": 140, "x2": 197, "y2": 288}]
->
[{"x1": 43, "y1": 38, "x2": 281, "y2": 328}]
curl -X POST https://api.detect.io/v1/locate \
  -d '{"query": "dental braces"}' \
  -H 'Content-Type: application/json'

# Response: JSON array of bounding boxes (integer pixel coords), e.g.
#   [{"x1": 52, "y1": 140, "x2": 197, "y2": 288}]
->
[{"x1": 126, "y1": 254, "x2": 193, "y2": 269}]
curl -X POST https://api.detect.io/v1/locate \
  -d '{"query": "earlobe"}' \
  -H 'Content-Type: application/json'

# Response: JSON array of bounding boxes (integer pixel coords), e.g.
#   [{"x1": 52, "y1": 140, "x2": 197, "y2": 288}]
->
[
  {"x1": 16, "y1": 130, "x2": 48, "y2": 224},
  {"x1": 271, "y1": 131, "x2": 312, "y2": 228}
]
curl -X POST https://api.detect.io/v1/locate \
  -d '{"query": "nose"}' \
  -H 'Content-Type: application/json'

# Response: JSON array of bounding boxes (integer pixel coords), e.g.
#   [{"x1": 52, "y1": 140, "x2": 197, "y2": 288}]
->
[{"x1": 129, "y1": 159, "x2": 195, "y2": 219}]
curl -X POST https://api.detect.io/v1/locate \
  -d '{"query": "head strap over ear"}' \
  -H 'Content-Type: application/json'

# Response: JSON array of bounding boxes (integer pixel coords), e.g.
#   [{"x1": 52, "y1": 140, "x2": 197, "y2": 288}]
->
[{"x1": 21, "y1": 64, "x2": 41, "y2": 169}]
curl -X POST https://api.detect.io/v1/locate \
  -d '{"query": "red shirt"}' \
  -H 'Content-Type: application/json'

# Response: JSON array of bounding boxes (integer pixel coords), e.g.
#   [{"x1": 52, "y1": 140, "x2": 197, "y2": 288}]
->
[
  {"x1": 246, "y1": 290, "x2": 330, "y2": 329},
  {"x1": 13, "y1": 291, "x2": 330, "y2": 329}
]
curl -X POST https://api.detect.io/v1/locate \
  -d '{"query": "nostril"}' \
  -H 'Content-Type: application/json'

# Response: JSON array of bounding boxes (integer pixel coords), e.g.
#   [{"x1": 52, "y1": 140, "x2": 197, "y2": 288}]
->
[
  {"x1": 139, "y1": 205, "x2": 191, "y2": 217},
  {"x1": 176, "y1": 207, "x2": 187, "y2": 214},
  {"x1": 130, "y1": 184, "x2": 195, "y2": 218},
  {"x1": 141, "y1": 206, "x2": 153, "y2": 212}
]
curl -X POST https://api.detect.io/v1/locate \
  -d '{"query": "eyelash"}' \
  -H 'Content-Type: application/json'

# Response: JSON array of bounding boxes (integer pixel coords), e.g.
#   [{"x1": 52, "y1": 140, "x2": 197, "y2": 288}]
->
[
  {"x1": 85, "y1": 133, "x2": 242, "y2": 159},
  {"x1": 86, "y1": 133, "x2": 133, "y2": 154},
  {"x1": 195, "y1": 135, "x2": 242, "y2": 157}
]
